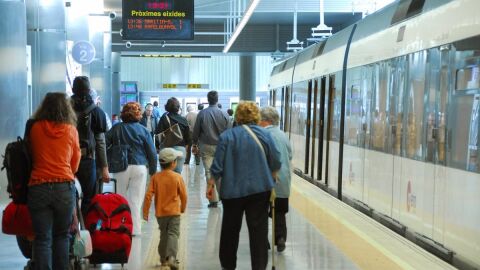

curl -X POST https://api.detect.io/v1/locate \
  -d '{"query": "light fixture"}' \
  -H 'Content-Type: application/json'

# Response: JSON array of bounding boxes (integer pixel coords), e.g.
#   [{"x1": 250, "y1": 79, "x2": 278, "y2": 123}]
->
[{"x1": 222, "y1": 0, "x2": 261, "y2": 53}]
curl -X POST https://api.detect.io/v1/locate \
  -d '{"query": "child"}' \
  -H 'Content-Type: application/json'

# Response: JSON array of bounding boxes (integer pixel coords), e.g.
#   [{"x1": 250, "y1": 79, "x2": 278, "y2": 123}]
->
[{"x1": 143, "y1": 148, "x2": 187, "y2": 269}]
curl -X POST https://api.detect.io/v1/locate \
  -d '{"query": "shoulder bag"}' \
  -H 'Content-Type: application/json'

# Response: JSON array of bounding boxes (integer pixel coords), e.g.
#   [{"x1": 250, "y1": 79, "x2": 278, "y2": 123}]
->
[{"x1": 159, "y1": 114, "x2": 184, "y2": 148}]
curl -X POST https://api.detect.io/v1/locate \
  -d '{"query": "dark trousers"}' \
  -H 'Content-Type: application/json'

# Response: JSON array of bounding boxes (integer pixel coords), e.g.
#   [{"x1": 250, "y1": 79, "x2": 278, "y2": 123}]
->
[
  {"x1": 272, "y1": 198, "x2": 289, "y2": 243},
  {"x1": 184, "y1": 144, "x2": 200, "y2": 164},
  {"x1": 28, "y1": 182, "x2": 75, "y2": 270},
  {"x1": 220, "y1": 191, "x2": 270, "y2": 270},
  {"x1": 76, "y1": 158, "x2": 96, "y2": 218}
]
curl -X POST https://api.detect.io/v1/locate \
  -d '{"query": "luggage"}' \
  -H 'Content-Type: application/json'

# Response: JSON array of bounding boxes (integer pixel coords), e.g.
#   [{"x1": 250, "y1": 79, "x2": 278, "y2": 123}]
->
[
  {"x1": 85, "y1": 179, "x2": 133, "y2": 265},
  {"x1": 1, "y1": 119, "x2": 35, "y2": 204},
  {"x1": 2, "y1": 201, "x2": 34, "y2": 238},
  {"x1": 73, "y1": 192, "x2": 92, "y2": 259}
]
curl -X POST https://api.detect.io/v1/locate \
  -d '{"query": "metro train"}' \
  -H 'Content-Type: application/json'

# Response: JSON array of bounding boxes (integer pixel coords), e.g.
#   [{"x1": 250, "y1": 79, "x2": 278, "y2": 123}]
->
[{"x1": 269, "y1": 0, "x2": 480, "y2": 268}]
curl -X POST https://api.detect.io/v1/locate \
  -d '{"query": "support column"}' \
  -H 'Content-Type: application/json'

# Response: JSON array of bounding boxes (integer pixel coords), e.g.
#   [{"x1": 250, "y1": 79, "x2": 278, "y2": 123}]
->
[
  {"x1": 111, "y1": 52, "x2": 121, "y2": 115},
  {"x1": 0, "y1": 0, "x2": 28, "y2": 193},
  {"x1": 239, "y1": 55, "x2": 256, "y2": 101},
  {"x1": 26, "y1": 0, "x2": 66, "y2": 110}
]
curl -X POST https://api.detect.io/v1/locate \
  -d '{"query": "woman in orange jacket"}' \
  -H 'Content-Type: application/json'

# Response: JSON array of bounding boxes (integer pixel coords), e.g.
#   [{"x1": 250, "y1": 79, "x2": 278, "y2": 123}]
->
[{"x1": 28, "y1": 92, "x2": 81, "y2": 270}]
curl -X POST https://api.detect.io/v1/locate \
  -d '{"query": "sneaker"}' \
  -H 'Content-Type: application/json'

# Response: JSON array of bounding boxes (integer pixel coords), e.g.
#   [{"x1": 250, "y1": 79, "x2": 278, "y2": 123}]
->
[
  {"x1": 207, "y1": 202, "x2": 218, "y2": 208},
  {"x1": 277, "y1": 237, "x2": 286, "y2": 252},
  {"x1": 167, "y1": 256, "x2": 178, "y2": 270}
]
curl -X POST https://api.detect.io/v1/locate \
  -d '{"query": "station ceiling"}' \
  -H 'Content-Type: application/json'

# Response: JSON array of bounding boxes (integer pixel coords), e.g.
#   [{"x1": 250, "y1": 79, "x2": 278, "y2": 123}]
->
[{"x1": 104, "y1": 0, "x2": 393, "y2": 55}]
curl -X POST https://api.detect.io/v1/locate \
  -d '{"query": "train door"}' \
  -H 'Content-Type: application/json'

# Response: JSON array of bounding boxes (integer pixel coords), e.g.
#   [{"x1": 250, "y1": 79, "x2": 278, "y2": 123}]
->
[
  {"x1": 316, "y1": 77, "x2": 327, "y2": 182},
  {"x1": 310, "y1": 79, "x2": 319, "y2": 180},
  {"x1": 305, "y1": 80, "x2": 313, "y2": 175},
  {"x1": 284, "y1": 86, "x2": 291, "y2": 136},
  {"x1": 325, "y1": 74, "x2": 336, "y2": 186}
]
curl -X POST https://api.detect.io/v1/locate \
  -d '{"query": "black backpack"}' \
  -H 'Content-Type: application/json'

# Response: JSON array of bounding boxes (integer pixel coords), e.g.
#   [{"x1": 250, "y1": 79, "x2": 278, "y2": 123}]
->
[
  {"x1": 1, "y1": 120, "x2": 35, "y2": 204},
  {"x1": 76, "y1": 103, "x2": 96, "y2": 157}
]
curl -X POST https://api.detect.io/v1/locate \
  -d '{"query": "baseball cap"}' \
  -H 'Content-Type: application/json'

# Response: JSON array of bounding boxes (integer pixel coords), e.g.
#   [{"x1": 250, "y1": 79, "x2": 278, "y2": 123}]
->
[{"x1": 159, "y1": 148, "x2": 183, "y2": 164}]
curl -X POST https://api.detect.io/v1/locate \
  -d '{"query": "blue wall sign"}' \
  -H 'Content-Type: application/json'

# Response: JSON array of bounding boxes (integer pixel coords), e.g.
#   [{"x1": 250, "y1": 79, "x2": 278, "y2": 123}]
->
[{"x1": 72, "y1": 41, "x2": 96, "y2": 65}]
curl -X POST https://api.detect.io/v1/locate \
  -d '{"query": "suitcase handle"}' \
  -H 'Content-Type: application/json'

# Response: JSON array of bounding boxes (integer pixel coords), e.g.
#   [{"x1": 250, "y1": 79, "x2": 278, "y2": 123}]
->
[{"x1": 96, "y1": 178, "x2": 117, "y2": 194}]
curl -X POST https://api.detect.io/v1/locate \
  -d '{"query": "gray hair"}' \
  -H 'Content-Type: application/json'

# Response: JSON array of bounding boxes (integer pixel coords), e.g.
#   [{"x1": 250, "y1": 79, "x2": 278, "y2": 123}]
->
[
  {"x1": 187, "y1": 105, "x2": 194, "y2": 112},
  {"x1": 260, "y1": 106, "x2": 280, "y2": 126}
]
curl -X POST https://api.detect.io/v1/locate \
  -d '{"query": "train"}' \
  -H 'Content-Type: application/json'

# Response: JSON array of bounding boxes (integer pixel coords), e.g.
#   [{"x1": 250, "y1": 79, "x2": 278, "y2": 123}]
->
[{"x1": 268, "y1": 0, "x2": 480, "y2": 268}]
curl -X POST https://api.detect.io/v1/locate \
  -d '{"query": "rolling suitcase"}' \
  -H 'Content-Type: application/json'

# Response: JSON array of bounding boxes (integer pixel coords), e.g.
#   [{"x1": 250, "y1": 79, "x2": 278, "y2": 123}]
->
[{"x1": 85, "y1": 179, "x2": 133, "y2": 266}]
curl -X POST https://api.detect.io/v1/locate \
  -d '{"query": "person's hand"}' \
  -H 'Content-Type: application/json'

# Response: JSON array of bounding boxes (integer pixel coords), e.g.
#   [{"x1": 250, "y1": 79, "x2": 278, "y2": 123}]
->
[
  {"x1": 206, "y1": 179, "x2": 215, "y2": 200},
  {"x1": 272, "y1": 171, "x2": 279, "y2": 182},
  {"x1": 192, "y1": 145, "x2": 199, "y2": 155},
  {"x1": 143, "y1": 215, "x2": 148, "y2": 222},
  {"x1": 102, "y1": 167, "x2": 110, "y2": 183}
]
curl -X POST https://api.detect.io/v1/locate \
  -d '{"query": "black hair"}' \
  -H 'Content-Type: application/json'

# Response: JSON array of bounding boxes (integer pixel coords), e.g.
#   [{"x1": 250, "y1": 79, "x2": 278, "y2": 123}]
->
[
  {"x1": 153, "y1": 101, "x2": 159, "y2": 106},
  {"x1": 217, "y1": 103, "x2": 222, "y2": 109},
  {"x1": 227, "y1": 109, "x2": 233, "y2": 116},
  {"x1": 160, "y1": 161, "x2": 174, "y2": 170},
  {"x1": 207, "y1": 90, "x2": 218, "y2": 105},
  {"x1": 72, "y1": 76, "x2": 90, "y2": 96},
  {"x1": 165, "y1": 97, "x2": 180, "y2": 113},
  {"x1": 198, "y1": 104, "x2": 204, "y2": 110}
]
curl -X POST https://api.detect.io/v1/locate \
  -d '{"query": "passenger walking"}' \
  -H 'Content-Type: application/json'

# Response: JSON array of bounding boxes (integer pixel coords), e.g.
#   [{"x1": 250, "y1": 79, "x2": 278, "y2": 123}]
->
[
  {"x1": 152, "y1": 100, "x2": 162, "y2": 118},
  {"x1": 106, "y1": 102, "x2": 157, "y2": 236},
  {"x1": 140, "y1": 103, "x2": 159, "y2": 141},
  {"x1": 155, "y1": 97, "x2": 191, "y2": 174},
  {"x1": 184, "y1": 105, "x2": 200, "y2": 165},
  {"x1": 143, "y1": 148, "x2": 188, "y2": 270},
  {"x1": 28, "y1": 92, "x2": 81, "y2": 270},
  {"x1": 192, "y1": 91, "x2": 230, "y2": 208},
  {"x1": 208, "y1": 101, "x2": 281, "y2": 270},
  {"x1": 260, "y1": 106, "x2": 292, "y2": 252},
  {"x1": 70, "y1": 76, "x2": 110, "y2": 218}
]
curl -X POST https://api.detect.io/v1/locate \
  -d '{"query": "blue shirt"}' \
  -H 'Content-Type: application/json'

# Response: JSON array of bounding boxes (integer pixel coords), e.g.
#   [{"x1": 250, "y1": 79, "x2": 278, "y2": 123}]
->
[
  {"x1": 106, "y1": 122, "x2": 158, "y2": 175},
  {"x1": 210, "y1": 125, "x2": 281, "y2": 199},
  {"x1": 265, "y1": 125, "x2": 292, "y2": 198}
]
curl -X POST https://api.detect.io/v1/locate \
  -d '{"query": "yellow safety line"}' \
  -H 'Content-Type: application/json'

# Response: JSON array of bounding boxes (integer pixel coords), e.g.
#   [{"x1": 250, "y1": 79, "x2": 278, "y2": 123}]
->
[{"x1": 290, "y1": 180, "x2": 404, "y2": 270}]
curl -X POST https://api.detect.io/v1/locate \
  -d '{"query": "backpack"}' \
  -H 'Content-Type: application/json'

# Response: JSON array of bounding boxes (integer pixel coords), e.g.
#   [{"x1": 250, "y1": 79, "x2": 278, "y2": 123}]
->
[
  {"x1": 1, "y1": 120, "x2": 35, "y2": 204},
  {"x1": 76, "y1": 103, "x2": 96, "y2": 157}
]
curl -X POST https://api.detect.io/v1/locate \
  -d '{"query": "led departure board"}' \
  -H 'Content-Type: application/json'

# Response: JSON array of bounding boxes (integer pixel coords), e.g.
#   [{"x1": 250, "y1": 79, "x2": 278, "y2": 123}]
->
[{"x1": 122, "y1": 0, "x2": 194, "y2": 40}]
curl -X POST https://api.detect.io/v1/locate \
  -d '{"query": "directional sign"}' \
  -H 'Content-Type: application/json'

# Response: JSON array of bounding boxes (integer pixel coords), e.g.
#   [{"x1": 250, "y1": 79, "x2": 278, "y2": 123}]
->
[{"x1": 72, "y1": 41, "x2": 96, "y2": 65}]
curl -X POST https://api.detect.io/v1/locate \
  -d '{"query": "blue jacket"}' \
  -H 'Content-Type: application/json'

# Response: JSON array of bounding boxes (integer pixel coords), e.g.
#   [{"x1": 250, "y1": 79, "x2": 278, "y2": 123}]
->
[
  {"x1": 265, "y1": 125, "x2": 292, "y2": 198},
  {"x1": 210, "y1": 125, "x2": 281, "y2": 199},
  {"x1": 106, "y1": 122, "x2": 158, "y2": 175}
]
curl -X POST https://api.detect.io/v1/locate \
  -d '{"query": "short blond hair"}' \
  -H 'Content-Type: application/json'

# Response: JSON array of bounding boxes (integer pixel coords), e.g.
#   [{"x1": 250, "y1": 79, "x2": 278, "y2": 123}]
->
[{"x1": 235, "y1": 101, "x2": 260, "y2": 125}]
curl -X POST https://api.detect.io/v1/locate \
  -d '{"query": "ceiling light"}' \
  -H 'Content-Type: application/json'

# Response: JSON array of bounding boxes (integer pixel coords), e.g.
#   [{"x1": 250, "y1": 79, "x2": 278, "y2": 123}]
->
[{"x1": 223, "y1": 0, "x2": 261, "y2": 53}]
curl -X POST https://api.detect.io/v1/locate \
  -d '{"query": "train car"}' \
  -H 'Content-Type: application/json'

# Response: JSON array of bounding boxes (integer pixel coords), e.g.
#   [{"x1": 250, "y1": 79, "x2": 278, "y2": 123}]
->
[{"x1": 269, "y1": 0, "x2": 480, "y2": 268}]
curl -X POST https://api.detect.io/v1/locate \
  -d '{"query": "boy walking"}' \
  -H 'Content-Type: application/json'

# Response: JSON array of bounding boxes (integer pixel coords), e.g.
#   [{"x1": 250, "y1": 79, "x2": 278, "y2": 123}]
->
[{"x1": 143, "y1": 148, "x2": 188, "y2": 269}]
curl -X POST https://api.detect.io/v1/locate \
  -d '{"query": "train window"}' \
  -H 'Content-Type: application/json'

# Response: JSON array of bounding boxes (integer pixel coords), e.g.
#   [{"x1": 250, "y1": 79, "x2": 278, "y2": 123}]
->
[
  {"x1": 456, "y1": 66, "x2": 480, "y2": 91},
  {"x1": 391, "y1": 0, "x2": 425, "y2": 25},
  {"x1": 405, "y1": 51, "x2": 427, "y2": 160},
  {"x1": 370, "y1": 62, "x2": 389, "y2": 152}
]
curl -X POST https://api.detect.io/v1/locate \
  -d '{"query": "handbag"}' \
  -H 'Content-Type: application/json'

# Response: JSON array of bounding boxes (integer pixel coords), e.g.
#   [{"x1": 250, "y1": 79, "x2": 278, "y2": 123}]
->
[
  {"x1": 2, "y1": 201, "x2": 34, "y2": 238},
  {"x1": 159, "y1": 114, "x2": 184, "y2": 148},
  {"x1": 107, "y1": 137, "x2": 129, "y2": 173}
]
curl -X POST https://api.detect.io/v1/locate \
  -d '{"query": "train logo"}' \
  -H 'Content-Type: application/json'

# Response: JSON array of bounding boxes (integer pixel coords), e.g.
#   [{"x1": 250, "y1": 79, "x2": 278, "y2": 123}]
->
[{"x1": 406, "y1": 180, "x2": 417, "y2": 213}]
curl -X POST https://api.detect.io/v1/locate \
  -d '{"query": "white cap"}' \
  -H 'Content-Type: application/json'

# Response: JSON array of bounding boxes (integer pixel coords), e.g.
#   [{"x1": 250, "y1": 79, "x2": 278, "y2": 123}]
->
[{"x1": 159, "y1": 148, "x2": 183, "y2": 164}]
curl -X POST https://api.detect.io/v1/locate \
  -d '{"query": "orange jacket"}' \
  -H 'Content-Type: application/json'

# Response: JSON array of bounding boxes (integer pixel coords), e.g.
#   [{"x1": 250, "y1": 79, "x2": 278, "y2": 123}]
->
[
  {"x1": 143, "y1": 169, "x2": 187, "y2": 219},
  {"x1": 29, "y1": 120, "x2": 81, "y2": 186}
]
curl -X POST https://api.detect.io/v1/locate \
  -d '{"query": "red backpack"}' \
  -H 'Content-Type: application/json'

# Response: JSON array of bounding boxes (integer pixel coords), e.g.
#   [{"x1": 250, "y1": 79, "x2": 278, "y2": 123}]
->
[{"x1": 85, "y1": 192, "x2": 133, "y2": 265}]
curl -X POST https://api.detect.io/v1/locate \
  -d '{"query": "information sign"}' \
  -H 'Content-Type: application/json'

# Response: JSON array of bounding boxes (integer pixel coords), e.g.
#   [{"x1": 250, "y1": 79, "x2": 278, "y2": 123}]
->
[
  {"x1": 122, "y1": 0, "x2": 194, "y2": 40},
  {"x1": 72, "y1": 41, "x2": 96, "y2": 65}
]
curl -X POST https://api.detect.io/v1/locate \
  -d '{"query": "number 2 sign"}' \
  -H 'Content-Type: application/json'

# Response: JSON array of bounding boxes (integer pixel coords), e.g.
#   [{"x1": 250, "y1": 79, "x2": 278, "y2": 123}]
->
[{"x1": 72, "y1": 41, "x2": 96, "y2": 65}]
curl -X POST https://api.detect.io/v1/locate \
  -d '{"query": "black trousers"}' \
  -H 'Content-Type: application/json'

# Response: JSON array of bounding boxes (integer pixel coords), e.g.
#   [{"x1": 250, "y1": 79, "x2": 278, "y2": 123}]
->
[
  {"x1": 272, "y1": 198, "x2": 289, "y2": 243},
  {"x1": 220, "y1": 191, "x2": 270, "y2": 270}
]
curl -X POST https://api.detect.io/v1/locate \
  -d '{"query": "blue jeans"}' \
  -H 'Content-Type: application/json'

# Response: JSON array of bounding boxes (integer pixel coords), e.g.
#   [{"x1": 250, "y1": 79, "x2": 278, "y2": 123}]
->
[
  {"x1": 76, "y1": 158, "x2": 96, "y2": 217},
  {"x1": 28, "y1": 182, "x2": 75, "y2": 270}
]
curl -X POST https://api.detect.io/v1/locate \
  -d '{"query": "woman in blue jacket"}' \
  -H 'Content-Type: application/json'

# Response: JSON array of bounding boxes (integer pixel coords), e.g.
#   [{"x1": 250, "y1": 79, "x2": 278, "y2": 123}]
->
[
  {"x1": 207, "y1": 101, "x2": 281, "y2": 270},
  {"x1": 106, "y1": 102, "x2": 157, "y2": 236}
]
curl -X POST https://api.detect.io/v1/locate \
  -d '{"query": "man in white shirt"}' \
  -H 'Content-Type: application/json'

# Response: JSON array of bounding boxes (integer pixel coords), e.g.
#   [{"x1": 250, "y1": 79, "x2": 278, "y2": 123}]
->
[{"x1": 185, "y1": 105, "x2": 200, "y2": 165}]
